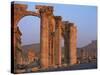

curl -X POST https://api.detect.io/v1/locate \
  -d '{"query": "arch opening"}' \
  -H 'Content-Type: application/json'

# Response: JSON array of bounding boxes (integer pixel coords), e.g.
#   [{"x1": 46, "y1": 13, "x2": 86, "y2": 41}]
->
[{"x1": 17, "y1": 16, "x2": 40, "y2": 65}]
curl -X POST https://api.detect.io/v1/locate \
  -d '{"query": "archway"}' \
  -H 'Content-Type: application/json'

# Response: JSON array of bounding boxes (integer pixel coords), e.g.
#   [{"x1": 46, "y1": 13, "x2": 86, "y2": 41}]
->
[
  {"x1": 18, "y1": 16, "x2": 40, "y2": 65},
  {"x1": 18, "y1": 16, "x2": 40, "y2": 45},
  {"x1": 11, "y1": 3, "x2": 54, "y2": 72}
]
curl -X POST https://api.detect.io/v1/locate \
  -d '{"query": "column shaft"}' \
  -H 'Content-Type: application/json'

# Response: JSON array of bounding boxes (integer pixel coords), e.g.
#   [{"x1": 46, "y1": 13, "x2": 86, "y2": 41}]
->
[
  {"x1": 54, "y1": 16, "x2": 62, "y2": 66},
  {"x1": 40, "y1": 10, "x2": 49, "y2": 68}
]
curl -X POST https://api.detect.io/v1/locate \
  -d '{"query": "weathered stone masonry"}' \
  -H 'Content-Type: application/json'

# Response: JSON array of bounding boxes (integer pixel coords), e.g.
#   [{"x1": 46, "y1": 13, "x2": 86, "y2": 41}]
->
[
  {"x1": 63, "y1": 21, "x2": 77, "y2": 65},
  {"x1": 11, "y1": 2, "x2": 77, "y2": 72}
]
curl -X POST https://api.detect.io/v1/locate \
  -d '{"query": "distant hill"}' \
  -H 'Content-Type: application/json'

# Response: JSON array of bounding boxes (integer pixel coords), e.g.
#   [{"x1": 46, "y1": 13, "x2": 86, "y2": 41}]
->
[
  {"x1": 77, "y1": 40, "x2": 97, "y2": 58},
  {"x1": 22, "y1": 40, "x2": 97, "y2": 58},
  {"x1": 22, "y1": 43, "x2": 40, "y2": 55}
]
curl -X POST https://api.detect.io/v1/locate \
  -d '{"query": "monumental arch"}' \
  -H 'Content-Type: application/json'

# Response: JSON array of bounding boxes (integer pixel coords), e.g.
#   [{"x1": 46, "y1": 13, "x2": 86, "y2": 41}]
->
[{"x1": 11, "y1": 2, "x2": 77, "y2": 71}]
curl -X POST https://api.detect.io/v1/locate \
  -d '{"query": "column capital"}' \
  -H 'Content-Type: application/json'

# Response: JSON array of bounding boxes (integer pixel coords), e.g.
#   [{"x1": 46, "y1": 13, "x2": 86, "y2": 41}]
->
[
  {"x1": 55, "y1": 16, "x2": 62, "y2": 20},
  {"x1": 63, "y1": 21, "x2": 69, "y2": 25},
  {"x1": 36, "y1": 5, "x2": 53, "y2": 15}
]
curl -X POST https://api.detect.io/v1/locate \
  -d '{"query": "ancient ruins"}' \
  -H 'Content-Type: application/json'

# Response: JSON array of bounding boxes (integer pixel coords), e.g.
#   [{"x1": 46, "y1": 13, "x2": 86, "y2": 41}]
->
[{"x1": 11, "y1": 2, "x2": 77, "y2": 72}]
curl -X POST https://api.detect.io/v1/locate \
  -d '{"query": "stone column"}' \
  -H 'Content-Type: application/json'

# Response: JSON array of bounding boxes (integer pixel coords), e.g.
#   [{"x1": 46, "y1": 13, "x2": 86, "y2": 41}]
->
[
  {"x1": 69, "y1": 23, "x2": 77, "y2": 65},
  {"x1": 39, "y1": 8, "x2": 49, "y2": 69},
  {"x1": 63, "y1": 21, "x2": 77, "y2": 65},
  {"x1": 54, "y1": 16, "x2": 62, "y2": 67},
  {"x1": 48, "y1": 15, "x2": 55, "y2": 67},
  {"x1": 63, "y1": 21, "x2": 70, "y2": 65}
]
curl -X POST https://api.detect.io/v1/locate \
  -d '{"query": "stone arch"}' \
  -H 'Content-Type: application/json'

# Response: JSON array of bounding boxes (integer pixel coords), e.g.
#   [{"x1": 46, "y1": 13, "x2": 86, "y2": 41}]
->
[
  {"x1": 17, "y1": 16, "x2": 40, "y2": 65},
  {"x1": 11, "y1": 3, "x2": 41, "y2": 71},
  {"x1": 11, "y1": 3, "x2": 55, "y2": 71},
  {"x1": 18, "y1": 16, "x2": 40, "y2": 45},
  {"x1": 12, "y1": 4, "x2": 40, "y2": 28}
]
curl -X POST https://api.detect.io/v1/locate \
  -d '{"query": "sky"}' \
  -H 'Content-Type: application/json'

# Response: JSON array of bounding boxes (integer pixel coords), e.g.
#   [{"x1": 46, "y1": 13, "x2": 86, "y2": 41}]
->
[{"x1": 15, "y1": 1, "x2": 97, "y2": 48}]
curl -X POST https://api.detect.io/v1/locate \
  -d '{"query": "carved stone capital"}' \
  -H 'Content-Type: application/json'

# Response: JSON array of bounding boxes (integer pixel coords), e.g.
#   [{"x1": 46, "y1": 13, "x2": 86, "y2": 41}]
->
[
  {"x1": 36, "y1": 5, "x2": 53, "y2": 15},
  {"x1": 55, "y1": 16, "x2": 62, "y2": 20}
]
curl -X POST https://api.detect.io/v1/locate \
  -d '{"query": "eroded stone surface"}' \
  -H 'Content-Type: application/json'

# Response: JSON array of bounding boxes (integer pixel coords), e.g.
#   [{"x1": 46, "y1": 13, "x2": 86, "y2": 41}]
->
[{"x1": 11, "y1": 2, "x2": 77, "y2": 72}]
